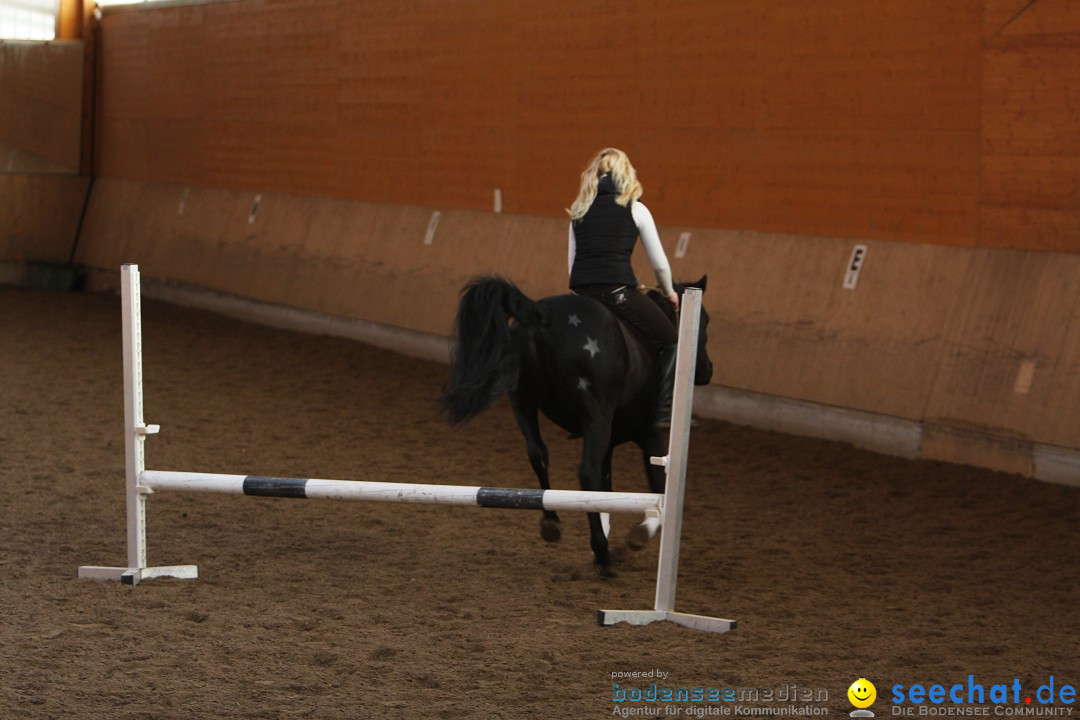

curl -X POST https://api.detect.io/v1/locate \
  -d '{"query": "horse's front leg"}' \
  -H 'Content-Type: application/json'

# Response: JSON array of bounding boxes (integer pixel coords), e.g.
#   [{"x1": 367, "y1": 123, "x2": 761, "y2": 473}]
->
[
  {"x1": 628, "y1": 431, "x2": 667, "y2": 550},
  {"x1": 598, "y1": 448, "x2": 614, "y2": 544},
  {"x1": 511, "y1": 395, "x2": 561, "y2": 542}
]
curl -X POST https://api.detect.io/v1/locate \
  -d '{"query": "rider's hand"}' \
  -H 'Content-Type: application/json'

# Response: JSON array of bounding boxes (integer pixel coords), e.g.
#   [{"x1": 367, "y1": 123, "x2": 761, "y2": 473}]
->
[{"x1": 667, "y1": 292, "x2": 680, "y2": 312}]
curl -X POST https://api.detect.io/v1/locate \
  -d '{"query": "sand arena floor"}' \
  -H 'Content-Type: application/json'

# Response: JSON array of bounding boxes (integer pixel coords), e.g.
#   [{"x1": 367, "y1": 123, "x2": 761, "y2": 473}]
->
[{"x1": 1, "y1": 285, "x2": 1077, "y2": 719}]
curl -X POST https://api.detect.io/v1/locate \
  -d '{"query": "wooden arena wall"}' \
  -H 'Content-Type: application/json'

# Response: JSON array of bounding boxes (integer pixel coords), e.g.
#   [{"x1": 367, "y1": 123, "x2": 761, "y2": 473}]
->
[
  {"x1": 0, "y1": 174, "x2": 88, "y2": 263},
  {"x1": 75, "y1": 177, "x2": 1080, "y2": 477},
  {"x1": 10, "y1": 0, "x2": 1080, "y2": 477},
  {"x1": 0, "y1": 40, "x2": 88, "y2": 266}
]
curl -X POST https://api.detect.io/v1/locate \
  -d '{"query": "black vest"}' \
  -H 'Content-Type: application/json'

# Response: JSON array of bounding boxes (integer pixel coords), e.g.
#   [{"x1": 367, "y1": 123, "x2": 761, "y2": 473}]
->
[{"x1": 569, "y1": 174, "x2": 639, "y2": 289}]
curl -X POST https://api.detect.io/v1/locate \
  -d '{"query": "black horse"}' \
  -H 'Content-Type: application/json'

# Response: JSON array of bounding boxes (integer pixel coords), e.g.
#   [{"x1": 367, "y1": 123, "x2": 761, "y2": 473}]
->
[{"x1": 441, "y1": 276, "x2": 712, "y2": 575}]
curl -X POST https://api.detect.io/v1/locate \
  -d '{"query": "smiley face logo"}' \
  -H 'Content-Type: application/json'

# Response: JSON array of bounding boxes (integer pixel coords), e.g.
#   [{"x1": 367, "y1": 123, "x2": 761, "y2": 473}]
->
[{"x1": 848, "y1": 678, "x2": 877, "y2": 709}]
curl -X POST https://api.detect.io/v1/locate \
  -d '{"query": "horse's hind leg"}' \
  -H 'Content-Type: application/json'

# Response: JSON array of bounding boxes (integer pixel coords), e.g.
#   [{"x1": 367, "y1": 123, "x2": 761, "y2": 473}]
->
[
  {"x1": 511, "y1": 398, "x2": 561, "y2": 542},
  {"x1": 580, "y1": 421, "x2": 616, "y2": 575}
]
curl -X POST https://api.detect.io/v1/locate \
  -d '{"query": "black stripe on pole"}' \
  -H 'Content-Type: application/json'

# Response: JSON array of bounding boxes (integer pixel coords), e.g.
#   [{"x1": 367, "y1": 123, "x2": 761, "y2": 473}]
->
[
  {"x1": 475, "y1": 487, "x2": 545, "y2": 510},
  {"x1": 243, "y1": 476, "x2": 309, "y2": 499}
]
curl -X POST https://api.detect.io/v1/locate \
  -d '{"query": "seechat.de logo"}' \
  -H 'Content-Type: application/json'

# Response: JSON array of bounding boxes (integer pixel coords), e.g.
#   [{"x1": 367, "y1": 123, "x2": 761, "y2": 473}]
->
[
  {"x1": 849, "y1": 678, "x2": 878, "y2": 718},
  {"x1": 891, "y1": 675, "x2": 1077, "y2": 710}
]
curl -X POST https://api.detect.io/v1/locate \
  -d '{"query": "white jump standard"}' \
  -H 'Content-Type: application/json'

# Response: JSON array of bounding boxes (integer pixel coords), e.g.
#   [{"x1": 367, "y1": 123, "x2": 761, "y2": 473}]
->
[{"x1": 79, "y1": 265, "x2": 735, "y2": 634}]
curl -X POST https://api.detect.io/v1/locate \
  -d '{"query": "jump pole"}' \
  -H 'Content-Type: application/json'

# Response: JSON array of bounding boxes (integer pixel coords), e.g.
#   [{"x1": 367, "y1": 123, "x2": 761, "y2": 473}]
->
[{"x1": 79, "y1": 265, "x2": 734, "y2": 634}]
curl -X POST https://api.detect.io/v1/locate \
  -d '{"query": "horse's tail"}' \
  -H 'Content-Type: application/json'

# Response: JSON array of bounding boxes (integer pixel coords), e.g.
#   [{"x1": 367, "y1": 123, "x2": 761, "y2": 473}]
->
[{"x1": 441, "y1": 276, "x2": 546, "y2": 425}]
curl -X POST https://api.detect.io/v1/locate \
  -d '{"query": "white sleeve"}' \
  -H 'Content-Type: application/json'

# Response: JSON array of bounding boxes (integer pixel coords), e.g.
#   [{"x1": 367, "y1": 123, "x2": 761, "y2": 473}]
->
[
  {"x1": 632, "y1": 202, "x2": 675, "y2": 297},
  {"x1": 567, "y1": 222, "x2": 576, "y2": 276}
]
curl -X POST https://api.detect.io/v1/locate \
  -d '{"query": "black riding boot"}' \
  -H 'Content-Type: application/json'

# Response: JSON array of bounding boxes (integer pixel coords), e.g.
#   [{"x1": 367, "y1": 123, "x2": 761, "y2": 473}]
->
[{"x1": 653, "y1": 344, "x2": 678, "y2": 429}]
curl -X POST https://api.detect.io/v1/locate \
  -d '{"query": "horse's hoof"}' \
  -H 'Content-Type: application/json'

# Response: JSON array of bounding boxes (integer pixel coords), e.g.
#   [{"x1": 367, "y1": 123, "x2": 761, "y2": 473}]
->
[
  {"x1": 627, "y1": 523, "x2": 653, "y2": 551},
  {"x1": 595, "y1": 562, "x2": 619, "y2": 578},
  {"x1": 540, "y1": 518, "x2": 561, "y2": 543}
]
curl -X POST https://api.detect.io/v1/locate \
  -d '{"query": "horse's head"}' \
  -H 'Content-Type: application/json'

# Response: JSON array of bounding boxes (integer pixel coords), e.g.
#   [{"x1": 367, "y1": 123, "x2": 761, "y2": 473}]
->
[{"x1": 649, "y1": 275, "x2": 713, "y2": 386}]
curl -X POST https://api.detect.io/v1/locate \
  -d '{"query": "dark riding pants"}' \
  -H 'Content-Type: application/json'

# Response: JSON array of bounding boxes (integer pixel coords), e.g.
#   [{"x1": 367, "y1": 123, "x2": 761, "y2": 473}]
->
[{"x1": 572, "y1": 284, "x2": 677, "y2": 352}]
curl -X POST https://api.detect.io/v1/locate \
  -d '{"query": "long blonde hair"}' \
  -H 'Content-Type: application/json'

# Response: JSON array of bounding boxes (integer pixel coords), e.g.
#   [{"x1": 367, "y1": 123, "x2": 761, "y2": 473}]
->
[{"x1": 567, "y1": 148, "x2": 644, "y2": 221}]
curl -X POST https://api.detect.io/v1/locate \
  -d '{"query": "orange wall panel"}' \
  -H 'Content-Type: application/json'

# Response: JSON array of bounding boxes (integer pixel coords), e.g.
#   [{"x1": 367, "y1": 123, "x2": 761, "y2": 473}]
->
[
  {"x1": 980, "y1": 1, "x2": 1080, "y2": 253},
  {"x1": 91, "y1": 1, "x2": 1080, "y2": 253},
  {"x1": 94, "y1": 0, "x2": 985, "y2": 247},
  {"x1": 0, "y1": 42, "x2": 84, "y2": 171}
]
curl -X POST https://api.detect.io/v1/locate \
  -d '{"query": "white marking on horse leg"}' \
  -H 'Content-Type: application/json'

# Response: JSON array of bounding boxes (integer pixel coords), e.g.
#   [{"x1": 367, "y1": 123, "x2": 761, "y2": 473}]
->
[
  {"x1": 627, "y1": 514, "x2": 662, "y2": 550},
  {"x1": 601, "y1": 512, "x2": 611, "y2": 539}
]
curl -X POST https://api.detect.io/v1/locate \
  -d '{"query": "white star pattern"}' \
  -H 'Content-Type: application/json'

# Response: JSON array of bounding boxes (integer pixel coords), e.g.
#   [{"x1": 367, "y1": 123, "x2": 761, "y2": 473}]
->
[
  {"x1": 583, "y1": 337, "x2": 600, "y2": 358},
  {"x1": 576, "y1": 377, "x2": 590, "y2": 392},
  {"x1": 568, "y1": 314, "x2": 582, "y2": 327}
]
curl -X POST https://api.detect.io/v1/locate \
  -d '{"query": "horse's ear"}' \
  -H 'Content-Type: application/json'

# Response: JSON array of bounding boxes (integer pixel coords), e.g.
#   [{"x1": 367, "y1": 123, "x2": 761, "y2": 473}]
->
[{"x1": 687, "y1": 274, "x2": 707, "y2": 291}]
